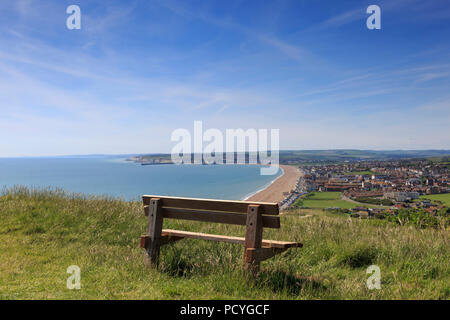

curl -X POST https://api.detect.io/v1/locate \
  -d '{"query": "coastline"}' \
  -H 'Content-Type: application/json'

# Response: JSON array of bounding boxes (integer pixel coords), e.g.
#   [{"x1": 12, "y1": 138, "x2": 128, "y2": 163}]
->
[
  {"x1": 242, "y1": 166, "x2": 285, "y2": 201},
  {"x1": 245, "y1": 165, "x2": 302, "y2": 203}
]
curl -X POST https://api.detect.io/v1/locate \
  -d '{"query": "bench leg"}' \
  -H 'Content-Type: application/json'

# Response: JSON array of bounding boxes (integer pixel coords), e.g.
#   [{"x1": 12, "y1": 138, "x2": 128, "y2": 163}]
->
[
  {"x1": 244, "y1": 204, "x2": 263, "y2": 273},
  {"x1": 146, "y1": 198, "x2": 164, "y2": 267}
]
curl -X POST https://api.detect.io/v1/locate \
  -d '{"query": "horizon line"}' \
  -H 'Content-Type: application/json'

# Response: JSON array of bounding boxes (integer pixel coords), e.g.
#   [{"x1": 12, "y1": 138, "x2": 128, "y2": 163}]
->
[{"x1": 1, "y1": 149, "x2": 450, "y2": 159}]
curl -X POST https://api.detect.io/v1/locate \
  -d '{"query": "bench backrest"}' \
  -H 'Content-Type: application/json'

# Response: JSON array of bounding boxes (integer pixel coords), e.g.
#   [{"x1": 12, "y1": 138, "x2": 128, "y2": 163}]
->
[{"x1": 142, "y1": 195, "x2": 280, "y2": 229}]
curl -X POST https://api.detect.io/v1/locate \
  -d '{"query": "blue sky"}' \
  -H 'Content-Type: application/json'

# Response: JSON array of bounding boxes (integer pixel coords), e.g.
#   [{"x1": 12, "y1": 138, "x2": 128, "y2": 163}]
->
[{"x1": 0, "y1": 0, "x2": 449, "y2": 156}]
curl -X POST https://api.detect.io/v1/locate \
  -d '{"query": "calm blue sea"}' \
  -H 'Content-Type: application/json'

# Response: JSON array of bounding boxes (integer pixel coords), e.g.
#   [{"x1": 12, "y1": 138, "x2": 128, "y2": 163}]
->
[{"x1": 0, "y1": 156, "x2": 281, "y2": 201}]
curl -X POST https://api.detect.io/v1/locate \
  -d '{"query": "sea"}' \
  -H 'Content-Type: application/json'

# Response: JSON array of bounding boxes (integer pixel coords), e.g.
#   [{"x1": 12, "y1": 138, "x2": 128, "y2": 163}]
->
[{"x1": 0, "y1": 156, "x2": 282, "y2": 201}]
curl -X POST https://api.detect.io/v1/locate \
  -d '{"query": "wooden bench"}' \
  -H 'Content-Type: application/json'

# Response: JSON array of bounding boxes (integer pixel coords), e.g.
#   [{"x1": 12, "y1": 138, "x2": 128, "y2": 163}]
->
[{"x1": 139, "y1": 195, "x2": 302, "y2": 272}]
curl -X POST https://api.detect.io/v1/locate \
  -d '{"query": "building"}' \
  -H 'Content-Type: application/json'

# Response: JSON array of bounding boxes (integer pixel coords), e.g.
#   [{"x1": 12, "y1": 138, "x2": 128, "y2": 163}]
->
[{"x1": 384, "y1": 191, "x2": 419, "y2": 202}]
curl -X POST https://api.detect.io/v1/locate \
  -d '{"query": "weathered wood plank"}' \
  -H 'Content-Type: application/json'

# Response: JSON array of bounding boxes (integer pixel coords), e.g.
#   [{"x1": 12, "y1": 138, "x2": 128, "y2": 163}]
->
[
  {"x1": 162, "y1": 229, "x2": 245, "y2": 245},
  {"x1": 161, "y1": 207, "x2": 280, "y2": 228},
  {"x1": 245, "y1": 247, "x2": 287, "y2": 262},
  {"x1": 143, "y1": 195, "x2": 279, "y2": 215},
  {"x1": 244, "y1": 205, "x2": 263, "y2": 271},
  {"x1": 160, "y1": 229, "x2": 300, "y2": 249},
  {"x1": 244, "y1": 205, "x2": 263, "y2": 248},
  {"x1": 140, "y1": 235, "x2": 149, "y2": 248},
  {"x1": 262, "y1": 239, "x2": 302, "y2": 249},
  {"x1": 147, "y1": 198, "x2": 164, "y2": 266}
]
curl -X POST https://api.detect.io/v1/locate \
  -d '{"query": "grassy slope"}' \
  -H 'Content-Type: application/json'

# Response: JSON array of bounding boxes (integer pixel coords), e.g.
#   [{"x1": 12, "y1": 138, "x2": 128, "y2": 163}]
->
[
  {"x1": 300, "y1": 192, "x2": 381, "y2": 209},
  {"x1": 0, "y1": 188, "x2": 449, "y2": 300},
  {"x1": 420, "y1": 193, "x2": 450, "y2": 206},
  {"x1": 343, "y1": 171, "x2": 374, "y2": 176}
]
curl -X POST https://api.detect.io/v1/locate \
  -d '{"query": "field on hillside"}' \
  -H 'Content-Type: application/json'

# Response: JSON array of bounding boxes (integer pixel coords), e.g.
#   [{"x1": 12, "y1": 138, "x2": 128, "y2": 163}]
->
[
  {"x1": 343, "y1": 171, "x2": 374, "y2": 176},
  {"x1": 296, "y1": 192, "x2": 379, "y2": 209},
  {"x1": 420, "y1": 193, "x2": 450, "y2": 206},
  {"x1": 0, "y1": 187, "x2": 449, "y2": 300}
]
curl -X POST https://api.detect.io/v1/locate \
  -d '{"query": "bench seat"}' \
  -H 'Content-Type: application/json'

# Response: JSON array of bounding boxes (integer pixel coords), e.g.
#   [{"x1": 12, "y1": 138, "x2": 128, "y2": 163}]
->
[
  {"x1": 140, "y1": 195, "x2": 303, "y2": 272},
  {"x1": 161, "y1": 229, "x2": 302, "y2": 249}
]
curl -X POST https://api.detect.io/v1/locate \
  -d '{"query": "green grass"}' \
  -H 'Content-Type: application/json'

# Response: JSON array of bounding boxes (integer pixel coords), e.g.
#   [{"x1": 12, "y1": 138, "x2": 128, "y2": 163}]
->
[
  {"x1": 420, "y1": 193, "x2": 450, "y2": 206},
  {"x1": 305, "y1": 192, "x2": 341, "y2": 200},
  {"x1": 302, "y1": 192, "x2": 357, "y2": 209},
  {"x1": 297, "y1": 192, "x2": 381, "y2": 209},
  {"x1": 343, "y1": 171, "x2": 374, "y2": 176},
  {"x1": 302, "y1": 199, "x2": 358, "y2": 209},
  {"x1": 0, "y1": 187, "x2": 449, "y2": 300}
]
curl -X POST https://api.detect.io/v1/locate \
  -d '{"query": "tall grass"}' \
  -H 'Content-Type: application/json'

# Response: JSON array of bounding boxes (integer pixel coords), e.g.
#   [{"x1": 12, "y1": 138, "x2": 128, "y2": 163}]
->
[{"x1": 0, "y1": 187, "x2": 448, "y2": 299}]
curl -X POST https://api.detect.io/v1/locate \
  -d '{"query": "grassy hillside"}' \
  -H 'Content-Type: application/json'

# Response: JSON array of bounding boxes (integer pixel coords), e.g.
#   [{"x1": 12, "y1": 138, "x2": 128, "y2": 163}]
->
[
  {"x1": 0, "y1": 187, "x2": 448, "y2": 299},
  {"x1": 294, "y1": 192, "x2": 382, "y2": 209},
  {"x1": 131, "y1": 150, "x2": 450, "y2": 165},
  {"x1": 301, "y1": 192, "x2": 357, "y2": 209},
  {"x1": 280, "y1": 150, "x2": 450, "y2": 162},
  {"x1": 420, "y1": 193, "x2": 450, "y2": 206},
  {"x1": 343, "y1": 171, "x2": 375, "y2": 176}
]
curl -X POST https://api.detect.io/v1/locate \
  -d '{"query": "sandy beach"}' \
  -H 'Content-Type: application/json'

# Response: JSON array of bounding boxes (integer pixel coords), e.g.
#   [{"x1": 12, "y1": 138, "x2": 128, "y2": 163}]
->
[{"x1": 246, "y1": 165, "x2": 302, "y2": 203}]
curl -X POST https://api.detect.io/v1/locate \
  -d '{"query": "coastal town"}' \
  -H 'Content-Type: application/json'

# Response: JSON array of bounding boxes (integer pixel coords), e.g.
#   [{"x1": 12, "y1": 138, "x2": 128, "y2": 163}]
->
[
  {"x1": 277, "y1": 158, "x2": 450, "y2": 219},
  {"x1": 127, "y1": 152, "x2": 450, "y2": 218}
]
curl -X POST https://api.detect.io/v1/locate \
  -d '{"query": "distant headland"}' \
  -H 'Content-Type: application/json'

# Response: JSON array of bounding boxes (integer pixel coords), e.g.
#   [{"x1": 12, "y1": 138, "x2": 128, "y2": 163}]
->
[{"x1": 126, "y1": 149, "x2": 450, "y2": 165}]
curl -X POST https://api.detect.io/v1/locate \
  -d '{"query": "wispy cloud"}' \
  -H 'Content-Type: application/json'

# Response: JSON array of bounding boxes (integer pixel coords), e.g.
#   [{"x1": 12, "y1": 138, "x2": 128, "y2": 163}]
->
[
  {"x1": 155, "y1": 0, "x2": 312, "y2": 64},
  {"x1": 0, "y1": 0, "x2": 449, "y2": 155},
  {"x1": 305, "y1": 0, "x2": 450, "y2": 32}
]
